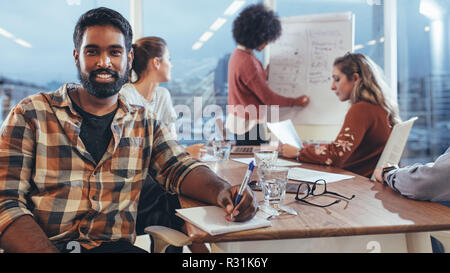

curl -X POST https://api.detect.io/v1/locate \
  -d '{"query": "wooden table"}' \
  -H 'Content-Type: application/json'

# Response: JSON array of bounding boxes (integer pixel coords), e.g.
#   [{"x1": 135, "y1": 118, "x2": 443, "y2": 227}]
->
[{"x1": 179, "y1": 157, "x2": 450, "y2": 253}]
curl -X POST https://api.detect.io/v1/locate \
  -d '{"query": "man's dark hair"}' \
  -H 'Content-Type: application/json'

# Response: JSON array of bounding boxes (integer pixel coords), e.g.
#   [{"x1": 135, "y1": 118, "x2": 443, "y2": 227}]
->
[
  {"x1": 232, "y1": 3, "x2": 282, "y2": 49},
  {"x1": 73, "y1": 7, "x2": 133, "y2": 51}
]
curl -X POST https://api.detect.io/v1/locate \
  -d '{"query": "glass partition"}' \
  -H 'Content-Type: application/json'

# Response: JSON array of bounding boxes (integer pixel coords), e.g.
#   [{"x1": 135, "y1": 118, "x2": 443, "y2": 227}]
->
[
  {"x1": 2, "y1": 1, "x2": 447, "y2": 163},
  {"x1": 397, "y1": 0, "x2": 450, "y2": 164},
  {"x1": 0, "y1": 0, "x2": 129, "y2": 123},
  {"x1": 142, "y1": 0, "x2": 259, "y2": 144}
]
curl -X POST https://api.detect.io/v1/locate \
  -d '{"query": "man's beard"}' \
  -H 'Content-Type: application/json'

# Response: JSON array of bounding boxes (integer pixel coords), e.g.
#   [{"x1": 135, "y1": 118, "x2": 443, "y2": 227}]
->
[{"x1": 77, "y1": 64, "x2": 129, "y2": 99}]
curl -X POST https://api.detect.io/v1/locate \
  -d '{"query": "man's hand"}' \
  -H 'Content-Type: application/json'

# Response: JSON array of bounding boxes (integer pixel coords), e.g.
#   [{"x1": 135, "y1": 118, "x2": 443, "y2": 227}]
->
[
  {"x1": 374, "y1": 164, "x2": 397, "y2": 184},
  {"x1": 184, "y1": 143, "x2": 206, "y2": 159},
  {"x1": 373, "y1": 166, "x2": 385, "y2": 183},
  {"x1": 180, "y1": 166, "x2": 257, "y2": 222},
  {"x1": 217, "y1": 185, "x2": 258, "y2": 222}
]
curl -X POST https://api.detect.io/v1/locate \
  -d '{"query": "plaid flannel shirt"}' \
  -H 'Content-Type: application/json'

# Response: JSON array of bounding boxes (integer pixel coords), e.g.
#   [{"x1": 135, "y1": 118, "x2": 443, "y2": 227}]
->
[{"x1": 0, "y1": 83, "x2": 204, "y2": 249}]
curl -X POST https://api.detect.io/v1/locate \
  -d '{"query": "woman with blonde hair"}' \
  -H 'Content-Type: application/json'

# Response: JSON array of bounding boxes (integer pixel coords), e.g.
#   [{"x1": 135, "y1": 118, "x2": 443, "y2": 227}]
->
[{"x1": 280, "y1": 53, "x2": 400, "y2": 177}]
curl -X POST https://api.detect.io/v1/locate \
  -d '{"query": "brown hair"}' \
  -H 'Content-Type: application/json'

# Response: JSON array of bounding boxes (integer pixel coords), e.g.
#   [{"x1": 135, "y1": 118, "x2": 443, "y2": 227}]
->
[
  {"x1": 131, "y1": 36, "x2": 167, "y2": 81},
  {"x1": 333, "y1": 53, "x2": 401, "y2": 127}
]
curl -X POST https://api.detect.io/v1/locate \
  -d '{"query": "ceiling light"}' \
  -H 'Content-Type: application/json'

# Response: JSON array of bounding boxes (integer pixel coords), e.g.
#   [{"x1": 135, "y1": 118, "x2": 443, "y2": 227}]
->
[
  {"x1": 210, "y1": 18, "x2": 227, "y2": 31},
  {"x1": 199, "y1": 31, "x2": 214, "y2": 42},
  {"x1": 14, "y1": 38, "x2": 32, "y2": 48},
  {"x1": 419, "y1": 0, "x2": 444, "y2": 20},
  {"x1": 0, "y1": 27, "x2": 32, "y2": 48},
  {"x1": 0, "y1": 27, "x2": 14, "y2": 39},
  {"x1": 353, "y1": 44, "x2": 364, "y2": 51},
  {"x1": 367, "y1": 40, "x2": 377, "y2": 45},
  {"x1": 66, "y1": 0, "x2": 81, "y2": 5},
  {"x1": 366, "y1": 0, "x2": 382, "y2": 6},
  {"x1": 224, "y1": 0, "x2": 245, "y2": 16},
  {"x1": 192, "y1": 42, "x2": 203, "y2": 50}
]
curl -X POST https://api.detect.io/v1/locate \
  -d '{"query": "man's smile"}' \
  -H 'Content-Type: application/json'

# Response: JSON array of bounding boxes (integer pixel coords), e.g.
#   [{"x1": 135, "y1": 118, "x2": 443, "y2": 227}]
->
[{"x1": 95, "y1": 73, "x2": 114, "y2": 82}]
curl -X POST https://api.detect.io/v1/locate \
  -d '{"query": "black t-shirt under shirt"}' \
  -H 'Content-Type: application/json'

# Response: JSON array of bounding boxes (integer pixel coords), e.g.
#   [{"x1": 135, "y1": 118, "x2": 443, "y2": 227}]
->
[{"x1": 72, "y1": 101, "x2": 117, "y2": 164}]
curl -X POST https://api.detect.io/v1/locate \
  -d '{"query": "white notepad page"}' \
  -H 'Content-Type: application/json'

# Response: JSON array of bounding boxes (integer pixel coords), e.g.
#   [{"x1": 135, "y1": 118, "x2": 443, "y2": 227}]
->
[
  {"x1": 176, "y1": 206, "x2": 271, "y2": 236},
  {"x1": 288, "y1": 167, "x2": 354, "y2": 183},
  {"x1": 232, "y1": 157, "x2": 302, "y2": 167},
  {"x1": 267, "y1": 120, "x2": 303, "y2": 148}
]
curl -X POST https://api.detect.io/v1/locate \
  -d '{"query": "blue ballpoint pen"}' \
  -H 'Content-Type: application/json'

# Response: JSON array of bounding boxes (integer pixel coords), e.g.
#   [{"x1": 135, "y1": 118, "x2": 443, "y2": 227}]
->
[{"x1": 234, "y1": 160, "x2": 255, "y2": 208}]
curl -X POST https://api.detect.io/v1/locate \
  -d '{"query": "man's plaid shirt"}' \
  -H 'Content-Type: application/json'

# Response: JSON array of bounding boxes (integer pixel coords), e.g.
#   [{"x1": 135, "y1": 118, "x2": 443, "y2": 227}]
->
[{"x1": 0, "y1": 83, "x2": 204, "y2": 249}]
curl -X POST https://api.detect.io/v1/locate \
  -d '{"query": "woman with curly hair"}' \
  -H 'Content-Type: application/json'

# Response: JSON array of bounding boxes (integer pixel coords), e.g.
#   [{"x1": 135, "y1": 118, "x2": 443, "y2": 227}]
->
[
  {"x1": 227, "y1": 3, "x2": 309, "y2": 146},
  {"x1": 280, "y1": 53, "x2": 401, "y2": 177}
]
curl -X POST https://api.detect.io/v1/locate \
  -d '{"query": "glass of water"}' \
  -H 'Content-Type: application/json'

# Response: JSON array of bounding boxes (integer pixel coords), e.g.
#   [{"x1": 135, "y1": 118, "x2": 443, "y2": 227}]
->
[
  {"x1": 212, "y1": 140, "x2": 231, "y2": 161},
  {"x1": 253, "y1": 148, "x2": 278, "y2": 169},
  {"x1": 254, "y1": 148, "x2": 278, "y2": 187},
  {"x1": 259, "y1": 166, "x2": 288, "y2": 206}
]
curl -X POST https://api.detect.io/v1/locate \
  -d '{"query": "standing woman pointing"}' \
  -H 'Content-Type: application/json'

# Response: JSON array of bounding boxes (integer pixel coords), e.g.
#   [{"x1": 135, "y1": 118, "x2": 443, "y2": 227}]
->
[{"x1": 227, "y1": 3, "x2": 309, "y2": 146}]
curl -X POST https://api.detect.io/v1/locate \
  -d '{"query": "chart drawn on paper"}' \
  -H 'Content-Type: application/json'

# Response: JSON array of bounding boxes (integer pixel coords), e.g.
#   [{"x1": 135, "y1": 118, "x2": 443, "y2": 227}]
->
[{"x1": 268, "y1": 13, "x2": 354, "y2": 125}]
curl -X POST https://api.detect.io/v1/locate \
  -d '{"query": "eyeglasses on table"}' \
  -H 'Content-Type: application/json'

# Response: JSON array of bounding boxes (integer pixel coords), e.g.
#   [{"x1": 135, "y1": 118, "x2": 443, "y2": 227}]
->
[{"x1": 295, "y1": 179, "x2": 355, "y2": 208}]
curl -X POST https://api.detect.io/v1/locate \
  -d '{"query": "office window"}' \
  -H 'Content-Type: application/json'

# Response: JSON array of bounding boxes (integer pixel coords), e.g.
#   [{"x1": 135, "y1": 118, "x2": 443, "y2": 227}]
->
[
  {"x1": 141, "y1": 0, "x2": 384, "y2": 144},
  {"x1": 141, "y1": 0, "x2": 261, "y2": 144},
  {"x1": 0, "y1": 0, "x2": 129, "y2": 124},
  {"x1": 397, "y1": 0, "x2": 450, "y2": 164}
]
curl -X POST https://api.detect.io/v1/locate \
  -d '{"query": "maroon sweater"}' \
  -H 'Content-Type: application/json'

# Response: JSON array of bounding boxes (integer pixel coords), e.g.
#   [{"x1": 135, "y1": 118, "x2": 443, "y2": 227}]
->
[
  {"x1": 228, "y1": 48, "x2": 298, "y2": 120},
  {"x1": 297, "y1": 101, "x2": 392, "y2": 177}
]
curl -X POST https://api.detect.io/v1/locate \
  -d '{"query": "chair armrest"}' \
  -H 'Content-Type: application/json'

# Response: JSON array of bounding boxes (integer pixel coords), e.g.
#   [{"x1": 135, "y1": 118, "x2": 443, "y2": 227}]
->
[
  {"x1": 430, "y1": 230, "x2": 450, "y2": 253},
  {"x1": 144, "y1": 225, "x2": 192, "y2": 253}
]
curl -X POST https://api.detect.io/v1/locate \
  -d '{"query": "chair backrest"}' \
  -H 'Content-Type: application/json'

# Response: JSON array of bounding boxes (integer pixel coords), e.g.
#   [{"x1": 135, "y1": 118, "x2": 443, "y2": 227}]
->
[{"x1": 370, "y1": 117, "x2": 418, "y2": 180}]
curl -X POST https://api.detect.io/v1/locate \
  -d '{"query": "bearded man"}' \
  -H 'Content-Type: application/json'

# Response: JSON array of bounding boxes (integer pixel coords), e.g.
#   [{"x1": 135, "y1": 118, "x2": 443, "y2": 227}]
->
[{"x1": 0, "y1": 7, "x2": 256, "y2": 253}]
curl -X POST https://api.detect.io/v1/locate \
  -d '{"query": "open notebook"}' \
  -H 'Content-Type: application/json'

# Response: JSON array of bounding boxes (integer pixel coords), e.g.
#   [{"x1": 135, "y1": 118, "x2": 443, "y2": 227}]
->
[{"x1": 176, "y1": 206, "x2": 271, "y2": 236}]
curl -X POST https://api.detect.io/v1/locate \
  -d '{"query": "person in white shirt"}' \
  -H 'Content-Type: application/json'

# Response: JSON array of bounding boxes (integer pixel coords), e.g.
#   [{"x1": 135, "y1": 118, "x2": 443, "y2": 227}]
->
[
  {"x1": 121, "y1": 36, "x2": 208, "y2": 253},
  {"x1": 121, "y1": 83, "x2": 177, "y2": 135},
  {"x1": 120, "y1": 36, "x2": 204, "y2": 156}
]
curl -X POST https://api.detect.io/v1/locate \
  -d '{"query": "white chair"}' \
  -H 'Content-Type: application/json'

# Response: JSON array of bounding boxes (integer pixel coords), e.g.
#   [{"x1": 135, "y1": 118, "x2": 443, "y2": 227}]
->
[
  {"x1": 370, "y1": 117, "x2": 450, "y2": 253},
  {"x1": 132, "y1": 226, "x2": 192, "y2": 253},
  {"x1": 370, "y1": 117, "x2": 418, "y2": 181}
]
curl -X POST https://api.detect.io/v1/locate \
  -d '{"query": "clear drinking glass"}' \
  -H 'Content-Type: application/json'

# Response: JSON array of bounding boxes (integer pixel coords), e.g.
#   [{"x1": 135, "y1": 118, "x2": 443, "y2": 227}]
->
[
  {"x1": 212, "y1": 140, "x2": 231, "y2": 161},
  {"x1": 254, "y1": 148, "x2": 278, "y2": 188},
  {"x1": 253, "y1": 148, "x2": 278, "y2": 169},
  {"x1": 259, "y1": 166, "x2": 289, "y2": 206}
]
